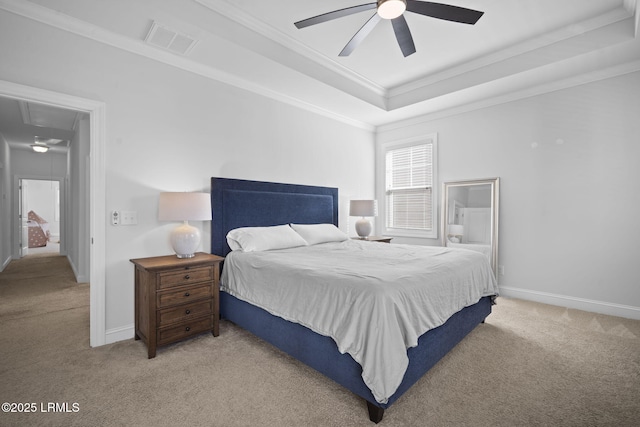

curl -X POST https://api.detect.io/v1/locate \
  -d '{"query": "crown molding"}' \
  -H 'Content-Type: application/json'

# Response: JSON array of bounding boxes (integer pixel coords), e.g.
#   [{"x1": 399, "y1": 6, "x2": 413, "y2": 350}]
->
[
  {"x1": 2, "y1": 0, "x2": 636, "y2": 131},
  {"x1": 0, "y1": 0, "x2": 375, "y2": 131},
  {"x1": 195, "y1": 0, "x2": 387, "y2": 98},
  {"x1": 387, "y1": 6, "x2": 634, "y2": 99},
  {"x1": 193, "y1": 0, "x2": 636, "y2": 115},
  {"x1": 377, "y1": 57, "x2": 640, "y2": 132}
]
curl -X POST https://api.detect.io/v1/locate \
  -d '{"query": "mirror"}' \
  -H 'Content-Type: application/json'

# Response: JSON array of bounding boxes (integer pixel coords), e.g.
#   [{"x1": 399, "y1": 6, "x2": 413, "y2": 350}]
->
[{"x1": 441, "y1": 178, "x2": 500, "y2": 275}]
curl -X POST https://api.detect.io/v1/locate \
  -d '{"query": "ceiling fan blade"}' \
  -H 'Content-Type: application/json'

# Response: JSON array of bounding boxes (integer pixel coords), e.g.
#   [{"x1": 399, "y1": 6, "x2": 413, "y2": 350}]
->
[
  {"x1": 295, "y1": 3, "x2": 377, "y2": 29},
  {"x1": 391, "y1": 15, "x2": 416, "y2": 57},
  {"x1": 339, "y1": 13, "x2": 382, "y2": 56},
  {"x1": 406, "y1": 0, "x2": 484, "y2": 24}
]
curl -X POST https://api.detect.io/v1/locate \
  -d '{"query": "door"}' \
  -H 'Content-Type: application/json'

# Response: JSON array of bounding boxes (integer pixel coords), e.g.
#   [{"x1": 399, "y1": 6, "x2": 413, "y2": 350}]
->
[{"x1": 19, "y1": 179, "x2": 29, "y2": 257}]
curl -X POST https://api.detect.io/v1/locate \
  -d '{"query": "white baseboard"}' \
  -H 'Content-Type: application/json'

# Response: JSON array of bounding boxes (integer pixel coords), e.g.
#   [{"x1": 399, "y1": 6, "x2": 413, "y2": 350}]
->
[
  {"x1": 66, "y1": 255, "x2": 88, "y2": 283},
  {"x1": 499, "y1": 286, "x2": 640, "y2": 320},
  {"x1": 1, "y1": 255, "x2": 11, "y2": 272},
  {"x1": 105, "y1": 324, "x2": 135, "y2": 345}
]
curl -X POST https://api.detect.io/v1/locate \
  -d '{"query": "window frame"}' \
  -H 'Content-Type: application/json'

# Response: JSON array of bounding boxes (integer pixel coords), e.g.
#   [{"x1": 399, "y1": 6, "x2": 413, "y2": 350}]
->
[{"x1": 377, "y1": 134, "x2": 438, "y2": 239}]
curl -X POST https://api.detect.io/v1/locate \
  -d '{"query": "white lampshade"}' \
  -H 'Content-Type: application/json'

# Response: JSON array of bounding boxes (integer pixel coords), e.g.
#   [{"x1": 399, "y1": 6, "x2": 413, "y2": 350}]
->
[
  {"x1": 448, "y1": 224, "x2": 464, "y2": 236},
  {"x1": 158, "y1": 192, "x2": 212, "y2": 221},
  {"x1": 350, "y1": 200, "x2": 378, "y2": 217},
  {"x1": 159, "y1": 192, "x2": 212, "y2": 258},
  {"x1": 377, "y1": 0, "x2": 407, "y2": 20}
]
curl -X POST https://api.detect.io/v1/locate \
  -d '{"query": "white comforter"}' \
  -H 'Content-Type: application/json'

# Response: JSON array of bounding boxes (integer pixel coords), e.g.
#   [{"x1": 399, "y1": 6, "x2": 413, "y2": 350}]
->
[
  {"x1": 221, "y1": 239, "x2": 498, "y2": 404},
  {"x1": 447, "y1": 242, "x2": 492, "y2": 260}
]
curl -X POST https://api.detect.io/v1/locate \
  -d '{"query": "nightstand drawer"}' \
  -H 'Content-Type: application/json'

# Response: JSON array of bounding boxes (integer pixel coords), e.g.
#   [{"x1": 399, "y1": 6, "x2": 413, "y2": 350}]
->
[
  {"x1": 157, "y1": 316, "x2": 212, "y2": 346},
  {"x1": 158, "y1": 266, "x2": 213, "y2": 289},
  {"x1": 157, "y1": 283, "x2": 212, "y2": 308},
  {"x1": 158, "y1": 300, "x2": 212, "y2": 326}
]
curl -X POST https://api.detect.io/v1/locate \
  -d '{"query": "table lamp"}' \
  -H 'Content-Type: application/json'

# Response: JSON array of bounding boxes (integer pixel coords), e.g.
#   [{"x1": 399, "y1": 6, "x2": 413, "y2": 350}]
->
[
  {"x1": 350, "y1": 200, "x2": 378, "y2": 239},
  {"x1": 158, "y1": 192, "x2": 212, "y2": 258}
]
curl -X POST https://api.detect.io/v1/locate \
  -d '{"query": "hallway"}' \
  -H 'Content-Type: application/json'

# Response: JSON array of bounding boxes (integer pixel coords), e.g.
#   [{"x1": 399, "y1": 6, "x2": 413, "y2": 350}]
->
[{"x1": 0, "y1": 253, "x2": 89, "y2": 348}]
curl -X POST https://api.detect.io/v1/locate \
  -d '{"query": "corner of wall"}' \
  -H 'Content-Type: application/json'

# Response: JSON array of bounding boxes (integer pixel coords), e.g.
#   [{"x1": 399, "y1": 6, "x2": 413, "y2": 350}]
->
[{"x1": 66, "y1": 254, "x2": 88, "y2": 283}]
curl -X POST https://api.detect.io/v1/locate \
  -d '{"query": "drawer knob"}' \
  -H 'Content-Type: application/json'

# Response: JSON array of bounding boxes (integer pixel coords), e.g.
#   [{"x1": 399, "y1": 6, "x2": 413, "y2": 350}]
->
[
  {"x1": 185, "y1": 309, "x2": 191, "y2": 315},
  {"x1": 184, "y1": 292, "x2": 190, "y2": 297},
  {"x1": 184, "y1": 275, "x2": 190, "y2": 280},
  {"x1": 185, "y1": 326, "x2": 191, "y2": 332}
]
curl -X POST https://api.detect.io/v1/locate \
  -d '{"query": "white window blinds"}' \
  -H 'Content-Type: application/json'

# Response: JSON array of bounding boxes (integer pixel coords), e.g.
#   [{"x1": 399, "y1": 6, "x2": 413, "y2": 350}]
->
[{"x1": 385, "y1": 141, "x2": 434, "y2": 231}]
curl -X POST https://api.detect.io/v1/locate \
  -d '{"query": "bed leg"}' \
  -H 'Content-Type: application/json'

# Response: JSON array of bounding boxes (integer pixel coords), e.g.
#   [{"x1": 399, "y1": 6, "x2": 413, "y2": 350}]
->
[{"x1": 366, "y1": 402, "x2": 384, "y2": 423}]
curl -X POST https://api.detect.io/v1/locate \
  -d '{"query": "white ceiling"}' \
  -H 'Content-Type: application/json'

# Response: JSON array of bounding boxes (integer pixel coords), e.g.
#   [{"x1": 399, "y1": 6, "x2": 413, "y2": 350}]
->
[
  {"x1": 217, "y1": 0, "x2": 628, "y2": 88},
  {"x1": 0, "y1": 96, "x2": 81, "y2": 153},
  {"x1": 1, "y1": 0, "x2": 639, "y2": 131}
]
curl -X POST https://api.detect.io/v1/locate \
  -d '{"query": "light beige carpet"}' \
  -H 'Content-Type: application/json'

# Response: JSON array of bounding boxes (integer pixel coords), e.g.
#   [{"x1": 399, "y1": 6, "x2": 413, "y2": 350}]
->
[{"x1": 1, "y1": 254, "x2": 639, "y2": 426}]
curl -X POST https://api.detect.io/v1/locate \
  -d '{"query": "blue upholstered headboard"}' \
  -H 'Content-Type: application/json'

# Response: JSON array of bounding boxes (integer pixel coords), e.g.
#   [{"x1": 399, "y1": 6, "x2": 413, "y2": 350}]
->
[{"x1": 211, "y1": 177, "x2": 339, "y2": 256}]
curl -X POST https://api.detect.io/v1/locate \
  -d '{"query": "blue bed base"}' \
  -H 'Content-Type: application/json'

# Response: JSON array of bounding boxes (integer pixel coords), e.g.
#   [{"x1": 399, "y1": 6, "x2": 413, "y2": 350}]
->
[{"x1": 211, "y1": 177, "x2": 492, "y2": 422}]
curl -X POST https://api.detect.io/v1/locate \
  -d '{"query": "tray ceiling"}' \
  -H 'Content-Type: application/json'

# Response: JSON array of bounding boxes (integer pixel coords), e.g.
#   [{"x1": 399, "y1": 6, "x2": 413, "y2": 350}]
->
[{"x1": 2, "y1": 0, "x2": 639, "y2": 129}]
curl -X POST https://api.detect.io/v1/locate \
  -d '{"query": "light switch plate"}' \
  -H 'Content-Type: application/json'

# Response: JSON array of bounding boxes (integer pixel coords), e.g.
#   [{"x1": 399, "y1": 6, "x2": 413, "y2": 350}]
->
[{"x1": 120, "y1": 211, "x2": 138, "y2": 225}]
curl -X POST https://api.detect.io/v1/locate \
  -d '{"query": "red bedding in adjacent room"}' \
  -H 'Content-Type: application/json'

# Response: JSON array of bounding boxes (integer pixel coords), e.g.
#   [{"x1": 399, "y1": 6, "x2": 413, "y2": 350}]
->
[{"x1": 27, "y1": 210, "x2": 50, "y2": 248}]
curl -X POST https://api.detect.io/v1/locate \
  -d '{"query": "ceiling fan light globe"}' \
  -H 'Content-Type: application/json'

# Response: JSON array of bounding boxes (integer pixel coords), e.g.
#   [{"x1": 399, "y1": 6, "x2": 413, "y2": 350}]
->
[
  {"x1": 377, "y1": 0, "x2": 406, "y2": 20},
  {"x1": 31, "y1": 144, "x2": 49, "y2": 153}
]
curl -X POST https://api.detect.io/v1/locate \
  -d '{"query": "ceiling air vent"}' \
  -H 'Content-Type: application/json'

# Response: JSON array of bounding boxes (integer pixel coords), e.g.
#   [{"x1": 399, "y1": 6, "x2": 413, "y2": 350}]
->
[{"x1": 145, "y1": 21, "x2": 198, "y2": 56}]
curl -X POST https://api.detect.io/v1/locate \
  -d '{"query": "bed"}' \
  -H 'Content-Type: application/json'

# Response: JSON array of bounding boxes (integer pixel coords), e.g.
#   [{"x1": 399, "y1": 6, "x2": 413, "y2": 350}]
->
[
  {"x1": 27, "y1": 210, "x2": 50, "y2": 248},
  {"x1": 211, "y1": 177, "x2": 498, "y2": 423},
  {"x1": 447, "y1": 241, "x2": 492, "y2": 259}
]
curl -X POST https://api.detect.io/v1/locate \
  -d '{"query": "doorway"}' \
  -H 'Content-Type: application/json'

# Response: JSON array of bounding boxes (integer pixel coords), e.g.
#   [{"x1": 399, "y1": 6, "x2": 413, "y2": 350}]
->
[
  {"x1": 0, "y1": 79, "x2": 106, "y2": 347},
  {"x1": 19, "y1": 178, "x2": 63, "y2": 257}
]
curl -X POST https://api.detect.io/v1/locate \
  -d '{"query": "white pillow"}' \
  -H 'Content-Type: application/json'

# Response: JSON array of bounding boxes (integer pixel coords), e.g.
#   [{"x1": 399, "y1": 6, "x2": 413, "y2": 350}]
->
[
  {"x1": 290, "y1": 223, "x2": 349, "y2": 245},
  {"x1": 227, "y1": 225, "x2": 308, "y2": 252}
]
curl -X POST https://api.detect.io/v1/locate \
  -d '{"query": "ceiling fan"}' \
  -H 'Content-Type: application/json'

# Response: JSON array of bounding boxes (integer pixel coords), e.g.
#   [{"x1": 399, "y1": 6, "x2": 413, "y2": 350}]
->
[
  {"x1": 294, "y1": 0, "x2": 484, "y2": 57},
  {"x1": 30, "y1": 137, "x2": 65, "y2": 153}
]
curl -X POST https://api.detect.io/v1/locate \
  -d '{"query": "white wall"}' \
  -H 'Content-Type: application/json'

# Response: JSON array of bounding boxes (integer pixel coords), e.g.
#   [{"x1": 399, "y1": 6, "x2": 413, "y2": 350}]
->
[
  {"x1": 9, "y1": 150, "x2": 67, "y2": 177},
  {"x1": 0, "y1": 10, "x2": 375, "y2": 340},
  {"x1": 378, "y1": 71, "x2": 640, "y2": 317}
]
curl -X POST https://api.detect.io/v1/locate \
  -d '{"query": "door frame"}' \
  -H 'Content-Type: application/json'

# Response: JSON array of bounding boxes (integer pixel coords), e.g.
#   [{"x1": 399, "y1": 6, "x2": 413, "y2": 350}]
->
[
  {"x1": 0, "y1": 79, "x2": 106, "y2": 347},
  {"x1": 16, "y1": 176, "x2": 67, "y2": 257},
  {"x1": 19, "y1": 178, "x2": 29, "y2": 258}
]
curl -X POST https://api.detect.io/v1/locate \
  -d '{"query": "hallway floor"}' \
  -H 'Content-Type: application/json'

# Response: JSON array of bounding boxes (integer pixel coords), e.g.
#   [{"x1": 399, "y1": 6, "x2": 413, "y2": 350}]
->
[{"x1": 25, "y1": 241, "x2": 60, "y2": 256}]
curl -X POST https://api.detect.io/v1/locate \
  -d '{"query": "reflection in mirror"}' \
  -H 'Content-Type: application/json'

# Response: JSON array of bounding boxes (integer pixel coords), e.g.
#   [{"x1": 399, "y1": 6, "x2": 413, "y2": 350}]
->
[{"x1": 441, "y1": 178, "x2": 500, "y2": 275}]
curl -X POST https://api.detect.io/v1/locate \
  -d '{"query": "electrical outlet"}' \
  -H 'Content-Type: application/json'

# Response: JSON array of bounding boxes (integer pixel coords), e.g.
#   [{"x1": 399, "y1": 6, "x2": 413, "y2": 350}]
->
[
  {"x1": 111, "y1": 210, "x2": 120, "y2": 225},
  {"x1": 498, "y1": 265, "x2": 505, "y2": 275}
]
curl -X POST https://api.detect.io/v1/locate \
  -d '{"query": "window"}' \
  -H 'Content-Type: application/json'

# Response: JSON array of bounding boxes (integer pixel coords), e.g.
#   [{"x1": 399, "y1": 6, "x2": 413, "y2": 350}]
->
[{"x1": 380, "y1": 134, "x2": 437, "y2": 238}]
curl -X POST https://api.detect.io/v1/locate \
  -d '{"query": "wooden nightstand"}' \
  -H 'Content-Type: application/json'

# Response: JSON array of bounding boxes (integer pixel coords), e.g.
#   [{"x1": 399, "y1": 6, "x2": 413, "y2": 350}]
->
[
  {"x1": 353, "y1": 236, "x2": 393, "y2": 243},
  {"x1": 130, "y1": 252, "x2": 224, "y2": 358}
]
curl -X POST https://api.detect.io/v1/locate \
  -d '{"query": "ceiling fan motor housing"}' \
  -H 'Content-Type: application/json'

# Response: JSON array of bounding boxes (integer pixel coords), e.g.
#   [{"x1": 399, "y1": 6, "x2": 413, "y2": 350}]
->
[{"x1": 377, "y1": 0, "x2": 407, "y2": 20}]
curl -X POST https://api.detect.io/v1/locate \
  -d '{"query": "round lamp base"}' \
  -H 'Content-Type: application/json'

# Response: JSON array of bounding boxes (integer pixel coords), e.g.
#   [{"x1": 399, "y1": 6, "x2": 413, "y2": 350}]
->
[
  {"x1": 170, "y1": 222, "x2": 201, "y2": 259},
  {"x1": 355, "y1": 218, "x2": 372, "y2": 238}
]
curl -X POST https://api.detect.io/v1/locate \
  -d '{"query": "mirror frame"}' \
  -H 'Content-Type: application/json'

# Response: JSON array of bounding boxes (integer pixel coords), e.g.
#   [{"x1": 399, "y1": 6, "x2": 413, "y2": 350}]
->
[{"x1": 441, "y1": 178, "x2": 500, "y2": 275}]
